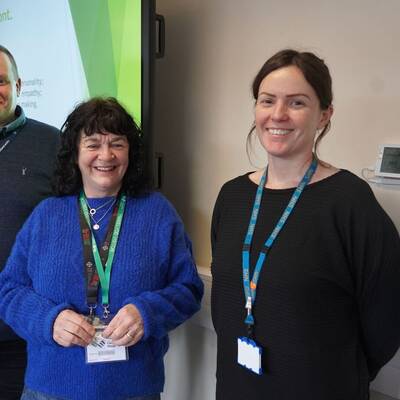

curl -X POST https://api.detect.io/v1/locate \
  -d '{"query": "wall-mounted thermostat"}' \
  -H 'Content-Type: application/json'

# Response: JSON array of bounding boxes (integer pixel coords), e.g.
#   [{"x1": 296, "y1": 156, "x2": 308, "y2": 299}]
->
[
  {"x1": 362, "y1": 144, "x2": 400, "y2": 187},
  {"x1": 375, "y1": 144, "x2": 400, "y2": 179}
]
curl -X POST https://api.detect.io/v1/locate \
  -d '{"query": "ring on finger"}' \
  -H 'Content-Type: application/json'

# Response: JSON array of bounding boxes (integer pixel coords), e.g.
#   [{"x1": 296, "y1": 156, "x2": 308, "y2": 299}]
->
[{"x1": 126, "y1": 331, "x2": 134, "y2": 339}]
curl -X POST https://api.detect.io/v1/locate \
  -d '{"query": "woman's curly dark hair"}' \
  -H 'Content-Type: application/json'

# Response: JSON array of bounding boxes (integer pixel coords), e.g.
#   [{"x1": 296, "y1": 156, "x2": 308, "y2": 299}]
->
[{"x1": 52, "y1": 97, "x2": 150, "y2": 196}]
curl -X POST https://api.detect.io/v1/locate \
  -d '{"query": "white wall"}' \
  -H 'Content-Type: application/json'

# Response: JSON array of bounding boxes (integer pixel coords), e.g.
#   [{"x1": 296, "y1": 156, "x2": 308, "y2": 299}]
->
[
  {"x1": 163, "y1": 271, "x2": 216, "y2": 400},
  {"x1": 155, "y1": 1, "x2": 400, "y2": 398}
]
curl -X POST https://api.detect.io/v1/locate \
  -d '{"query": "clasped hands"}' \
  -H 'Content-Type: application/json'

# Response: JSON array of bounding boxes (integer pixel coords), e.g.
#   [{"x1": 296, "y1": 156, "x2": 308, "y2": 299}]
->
[{"x1": 53, "y1": 304, "x2": 144, "y2": 348}]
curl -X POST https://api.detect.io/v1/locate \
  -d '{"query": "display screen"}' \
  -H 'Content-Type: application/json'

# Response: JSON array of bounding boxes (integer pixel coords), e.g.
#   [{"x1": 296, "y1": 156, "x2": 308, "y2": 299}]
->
[
  {"x1": 0, "y1": 0, "x2": 144, "y2": 129},
  {"x1": 381, "y1": 147, "x2": 400, "y2": 174}
]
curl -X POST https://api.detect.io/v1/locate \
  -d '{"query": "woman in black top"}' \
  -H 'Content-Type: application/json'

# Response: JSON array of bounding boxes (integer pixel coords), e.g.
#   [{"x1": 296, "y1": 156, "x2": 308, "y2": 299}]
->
[{"x1": 211, "y1": 49, "x2": 400, "y2": 400}]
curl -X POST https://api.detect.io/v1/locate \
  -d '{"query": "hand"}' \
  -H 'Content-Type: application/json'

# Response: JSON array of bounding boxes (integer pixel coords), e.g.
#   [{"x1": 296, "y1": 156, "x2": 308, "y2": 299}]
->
[
  {"x1": 102, "y1": 304, "x2": 144, "y2": 347},
  {"x1": 53, "y1": 309, "x2": 95, "y2": 347}
]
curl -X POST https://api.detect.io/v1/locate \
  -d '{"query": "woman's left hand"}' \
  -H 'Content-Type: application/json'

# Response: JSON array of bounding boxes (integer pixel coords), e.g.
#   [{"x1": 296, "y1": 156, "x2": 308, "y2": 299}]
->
[{"x1": 102, "y1": 304, "x2": 144, "y2": 346}]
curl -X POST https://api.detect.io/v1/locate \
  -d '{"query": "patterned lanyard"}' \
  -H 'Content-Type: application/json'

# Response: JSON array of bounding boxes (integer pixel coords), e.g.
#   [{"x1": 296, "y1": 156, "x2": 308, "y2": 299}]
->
[
  {"x1": 242, "y1": 158, "x2": 318, "y2": 332},
  {"x1": 79, "y1": 192, "x2": 126, "y2": 318}
]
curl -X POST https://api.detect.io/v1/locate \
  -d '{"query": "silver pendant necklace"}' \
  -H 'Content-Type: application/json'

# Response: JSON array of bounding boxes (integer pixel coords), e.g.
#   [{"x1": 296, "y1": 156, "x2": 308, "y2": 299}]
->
[
  {"x1": 85, "y1": 197, "x2": 116, "y2": 230},
  {"x1": 85, "y1": 197, "x2": 115, "y2": 216}
]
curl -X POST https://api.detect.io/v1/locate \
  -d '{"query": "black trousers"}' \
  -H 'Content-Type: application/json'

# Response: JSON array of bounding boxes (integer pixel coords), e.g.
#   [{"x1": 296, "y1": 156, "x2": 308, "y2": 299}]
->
[{"x1": 0, "y1": 340, "x2": 27, "y2": 400}]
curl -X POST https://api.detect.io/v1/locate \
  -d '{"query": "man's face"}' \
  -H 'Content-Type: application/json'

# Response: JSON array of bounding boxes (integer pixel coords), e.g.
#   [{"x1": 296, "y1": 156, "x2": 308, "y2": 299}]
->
[{"x1": 0, "y1": 52, "x2": 21, "y2": 127}]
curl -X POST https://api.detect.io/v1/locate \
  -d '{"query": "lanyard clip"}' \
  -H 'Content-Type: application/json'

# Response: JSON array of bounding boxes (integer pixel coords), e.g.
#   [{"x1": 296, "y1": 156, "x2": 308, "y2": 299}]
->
[
  {"x1": 103, "y1": 304, "x2": 110, "y2": 320},
  {"x1": 245, "y1": 296, "x2": 255, "y2": 326},
  {"x1": 88, "y1": 304, "x2": 97, "y2": 316},
  {"x1": 245, "y1": 296, "x2": 252, "y2": 314},
  {"x1": 86, "y1": 304, "x2": 97, "y2": 323}
]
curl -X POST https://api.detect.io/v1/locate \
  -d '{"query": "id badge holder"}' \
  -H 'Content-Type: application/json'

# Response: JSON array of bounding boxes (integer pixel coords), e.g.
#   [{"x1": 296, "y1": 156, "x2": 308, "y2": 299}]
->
[
  {"x1": 85, "y1": 316, "x2": 129, "y2": 364},
  {"x1": 237, "y1": 336, "x2": 262, "y2": 375}
]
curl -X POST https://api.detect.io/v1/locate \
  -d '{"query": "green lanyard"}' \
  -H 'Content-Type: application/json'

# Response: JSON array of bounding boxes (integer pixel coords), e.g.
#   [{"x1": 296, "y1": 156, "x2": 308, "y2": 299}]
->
[{"x1": 79, "y1": 192, "x2": 126, "y2": 309}]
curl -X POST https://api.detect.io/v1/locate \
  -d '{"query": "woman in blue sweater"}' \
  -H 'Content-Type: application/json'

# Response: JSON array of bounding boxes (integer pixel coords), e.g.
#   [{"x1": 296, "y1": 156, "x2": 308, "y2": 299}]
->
[{"x1": 0, "y1": 97, "x2": 203, "y2": 400}]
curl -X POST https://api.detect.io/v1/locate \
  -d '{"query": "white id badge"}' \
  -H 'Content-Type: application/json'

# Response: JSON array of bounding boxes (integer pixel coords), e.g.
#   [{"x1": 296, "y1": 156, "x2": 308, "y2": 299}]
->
[
  {"x1": 237, "y1": 336, "x2": 262, "y2": 375},
  {"x1": 85, "y1": 323, "x2": 128, "y2": 364}
]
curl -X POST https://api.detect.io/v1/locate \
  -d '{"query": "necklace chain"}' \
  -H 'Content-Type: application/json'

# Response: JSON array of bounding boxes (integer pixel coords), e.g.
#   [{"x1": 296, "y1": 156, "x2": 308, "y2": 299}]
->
[
  {"x1": 85, "y1": 197, "x2": 115, "y2": 216},
  {"x1": 84, "y1": 197, "x2": 116, "y2": 230}
]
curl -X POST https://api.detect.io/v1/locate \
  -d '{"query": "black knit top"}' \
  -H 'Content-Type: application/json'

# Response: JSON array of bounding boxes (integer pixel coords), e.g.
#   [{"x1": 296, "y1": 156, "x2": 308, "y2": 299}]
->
[{"x1": 211, "y1": 170, "x2": 400, "y2": 400}]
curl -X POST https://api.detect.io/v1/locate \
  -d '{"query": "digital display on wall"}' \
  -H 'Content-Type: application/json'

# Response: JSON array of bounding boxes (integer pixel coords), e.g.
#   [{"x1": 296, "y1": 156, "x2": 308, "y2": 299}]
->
[
  {"x1": 0, "y1": 0, "x2": 151, "y2": 130},
  {"x1": 381, "y1": 147, "x2": 400, "y2": 174}
]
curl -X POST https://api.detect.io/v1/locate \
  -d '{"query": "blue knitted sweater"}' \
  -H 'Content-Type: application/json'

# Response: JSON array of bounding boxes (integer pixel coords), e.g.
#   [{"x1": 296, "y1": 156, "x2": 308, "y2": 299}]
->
[{"x1": 0, "y1": 192, "x2": 203, "y2": 400}]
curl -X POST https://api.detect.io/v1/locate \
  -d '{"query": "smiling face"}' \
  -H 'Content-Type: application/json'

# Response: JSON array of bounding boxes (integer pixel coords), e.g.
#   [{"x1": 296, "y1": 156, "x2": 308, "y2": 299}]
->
[
  {"x1": 0, "y1": 51, "x2": 21, "y2": 127},
  {"x1": 77, "y1": 132, "x2": 129, "y2": 198},
  {"x1": 255, "y1": 65, "x2": 332, "y2": 161}
]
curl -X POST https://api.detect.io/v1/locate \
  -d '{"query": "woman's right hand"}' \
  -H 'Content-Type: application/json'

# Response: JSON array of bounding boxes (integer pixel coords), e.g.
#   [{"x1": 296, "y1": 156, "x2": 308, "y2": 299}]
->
[{"x1": 53, "y1": 309, "x2": 95, "y2": 347}]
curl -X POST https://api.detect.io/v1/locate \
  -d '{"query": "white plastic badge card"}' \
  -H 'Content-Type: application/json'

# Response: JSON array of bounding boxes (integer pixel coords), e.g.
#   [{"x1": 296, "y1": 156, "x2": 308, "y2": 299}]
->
[
  {"x1": 237, "y1": 336, "x2": 262, "y2": 375},
  {"x1": 86, "y1": 324, "x2": 128, "y2": 364}
]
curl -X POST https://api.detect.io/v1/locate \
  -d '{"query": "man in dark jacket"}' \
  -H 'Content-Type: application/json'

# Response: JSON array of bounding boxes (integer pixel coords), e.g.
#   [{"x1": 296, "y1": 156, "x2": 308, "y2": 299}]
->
[{"x1": 0, "y1": 44, "x2": 59, "y2": 400}]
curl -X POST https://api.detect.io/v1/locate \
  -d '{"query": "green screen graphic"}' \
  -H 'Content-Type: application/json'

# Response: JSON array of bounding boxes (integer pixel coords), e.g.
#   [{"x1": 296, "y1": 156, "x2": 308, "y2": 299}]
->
[{"x1": 68, "y1": 0, "x2": 141, "y2": 125}]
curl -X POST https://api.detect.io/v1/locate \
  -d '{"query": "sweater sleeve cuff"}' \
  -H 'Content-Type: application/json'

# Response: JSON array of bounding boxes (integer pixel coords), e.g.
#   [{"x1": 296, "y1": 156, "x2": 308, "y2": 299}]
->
[
  {"x1": 123, "y1": 297, "x2": 153, "y2": 341},
  {"x1": 42, "y1": 302, "x2": 72, "y2": 345}
]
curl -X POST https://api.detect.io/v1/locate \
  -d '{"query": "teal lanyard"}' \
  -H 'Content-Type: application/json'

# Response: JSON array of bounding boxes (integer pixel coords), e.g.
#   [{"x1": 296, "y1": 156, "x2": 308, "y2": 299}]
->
[
  {"x1": 79, "y1": 192, "x2": 126, "y2": 309},
  {"x1": 242, "y1": 158, "x2": 317, "y2": 333}
]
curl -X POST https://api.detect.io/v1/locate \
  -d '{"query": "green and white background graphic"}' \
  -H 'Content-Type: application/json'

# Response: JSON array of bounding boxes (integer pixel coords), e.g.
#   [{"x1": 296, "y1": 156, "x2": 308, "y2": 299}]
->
[{"x1": 0, "y1": 0, "x2": 141, "y2": 128}]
